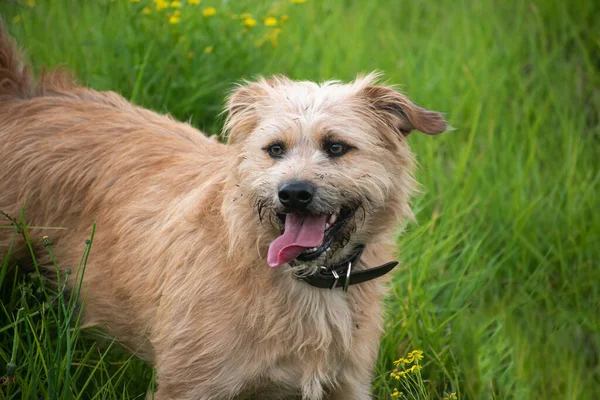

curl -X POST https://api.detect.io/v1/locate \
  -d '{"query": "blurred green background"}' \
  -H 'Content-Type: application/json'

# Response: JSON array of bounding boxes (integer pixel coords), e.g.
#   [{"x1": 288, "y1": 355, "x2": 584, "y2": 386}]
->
[{"x1": 0, "y1": 0, "x2": 599, "y2": 398}]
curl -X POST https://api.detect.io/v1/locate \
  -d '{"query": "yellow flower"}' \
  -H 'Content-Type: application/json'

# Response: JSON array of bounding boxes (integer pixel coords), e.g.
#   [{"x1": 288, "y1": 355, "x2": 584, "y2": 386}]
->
[
  {"x1": 131, "y1": 0, "x2": 140, "y2": 2},
  {"x1": 291, "y1": 0, "x2": 307, "y2": 3},
  {"x1": 170, "y1": 1, "x2": 181, "y2": 7},
  {"x1": 202, "y1": 7, "x2": 216, "y2": 17},
  {"x1": 173, "y1": 9, "x2": 181, "y2": 16},
  {"x1": 395, "y1": 349, "x2": 424, "y2": 365},
  {"x1": 392, "y1": 391, "x2": 400, "y2": 398},
  {"x1": 204, "y1": 46, "x2": 213, "y2": 54},
  {"x1": 155, "y1": 0, "x2": 169, "y2": 11},
  {"x1": 264, "y1": 17, "x2": 277, "y2": 26},
  {"x1": 188, "y1": 0, "x2": 200, "y2": 4},
  {"x1": 143, "y1": 7, "x2": 152, "y2": 14},
  {"x1": 12, "y1": 15, "x2": 21, "y2": 23},
  {"x1": 169, "y1": 15, "x2": 180, "y2": 23},
  {"x1": 393, "y1": 357, "x2": 409, "y2": 366},
  {"x1": 409, "y1": 349, "x2": 424, "y2": 361},
  {"x1": 26, "y1": 0, "x2": 36, "y2": 6},
  {"x1": 281, "y1": 15, "x2": 289, "y2": 22},
  {"x1": 408, "y1": 364, "x2": 422, "y2": 373},
  {"x1": 242, "y1": 17, "x2": 257, "y2": 28}
]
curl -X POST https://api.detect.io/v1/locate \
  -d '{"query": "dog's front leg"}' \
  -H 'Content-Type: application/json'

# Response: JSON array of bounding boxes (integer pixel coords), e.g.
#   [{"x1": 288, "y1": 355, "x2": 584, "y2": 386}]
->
[
  {"x1": 149, "y1": 338, "x2": 254, "y2": 400},
  {"x1": 149, "y1": 370, "x2": 247, "y2": 400},
  {"x1": 328, "y1": 323, "x2": 381, "y2": 400}
]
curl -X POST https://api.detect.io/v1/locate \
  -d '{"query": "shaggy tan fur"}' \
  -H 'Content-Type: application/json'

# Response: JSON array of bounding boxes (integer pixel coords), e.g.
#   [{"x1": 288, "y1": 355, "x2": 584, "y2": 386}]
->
[{"x1": 0, "y1": 22, "x2": 447, "y2": 400}]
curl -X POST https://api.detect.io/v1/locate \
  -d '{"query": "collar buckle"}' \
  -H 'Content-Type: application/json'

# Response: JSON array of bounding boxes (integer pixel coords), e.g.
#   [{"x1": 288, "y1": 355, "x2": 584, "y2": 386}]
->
[
  {"x1": 343, "y1": 261, "x2": 352, "y2": 292},
  {"x1": 330, "y1": 269, "x2": 340, "y2": 290}
]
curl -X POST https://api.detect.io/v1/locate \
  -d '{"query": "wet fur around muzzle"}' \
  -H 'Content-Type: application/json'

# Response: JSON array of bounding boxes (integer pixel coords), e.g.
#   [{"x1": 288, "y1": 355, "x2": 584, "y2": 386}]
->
[{"x1": 0, "y1": 21, "x2": 447, "y2": 400}]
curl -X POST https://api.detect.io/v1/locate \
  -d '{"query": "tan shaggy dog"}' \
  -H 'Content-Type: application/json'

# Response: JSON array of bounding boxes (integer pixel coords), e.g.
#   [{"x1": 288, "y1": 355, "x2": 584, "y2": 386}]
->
[{"x1": 0, "y1": 23, "x2": 447, "y2": 399}]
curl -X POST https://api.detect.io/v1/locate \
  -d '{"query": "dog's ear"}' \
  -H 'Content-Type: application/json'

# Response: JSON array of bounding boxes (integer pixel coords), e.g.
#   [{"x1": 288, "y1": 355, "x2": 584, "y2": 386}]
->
[
  {"x1": 225, "y1": 77, "x2": 290, "y2": 144},
  {"x1": 361, "y1": 84, "x2": 448, "y2": 136},
  {"x1": 224, "y1": 83, "x2": 266, "y2": 144}
]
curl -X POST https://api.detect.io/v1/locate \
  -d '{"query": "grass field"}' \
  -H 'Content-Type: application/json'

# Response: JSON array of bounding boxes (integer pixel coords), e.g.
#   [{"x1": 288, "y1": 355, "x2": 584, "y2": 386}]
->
[{"x1": 1, "y1": 0, "x2": 599, "y2": 398}]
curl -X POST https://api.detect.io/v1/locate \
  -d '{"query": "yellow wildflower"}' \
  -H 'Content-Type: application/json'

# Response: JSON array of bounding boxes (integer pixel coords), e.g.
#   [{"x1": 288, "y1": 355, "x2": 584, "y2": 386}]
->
[
  {"x1": 26, "y1": 0, "x2": 36, "y2": 6},
  {"x1": 131, "y1": 0, "x2": 140, "y2": 2},
  {"x1": 281, "y1": 15, "x2": 289, "y2": 21},
  {"x1": 173, "y1": 9, "x2": 181, "y2": 16},
  {"x1": 204, "y1": 46, "x2": 213, "y2": 54},
  {"x1": 264, "y1": 17, "x2": 277, "y2": 26},
  {"x1": 242, "y1": 17, "x2": 257, "y2": 28},
  {"x1": 202, "y1": 7, "x2": 216, "y2": 17},
  {"x1": 394, "y1": 349, "x2": 424, "y2": 365},
  {"x1": 444, "y1": 393, "x2": 457, "y2": 400},
  {"x1": 12, "y1": 15, "x2": 21, "y2": 23},
  {"x1": 408, "y1": 349, "x2": 424, "y2": 361},
  {"x1": 169, "y1": 15, "x2": 180, "y2": 24},
  {"x1": 291, "y1": 0, "x2": 307, "y2": 3},
  {"x1": 408, "y1": 364, "x2": 422, "y2": 373},
  {"x1": 170, "y1": 1, "x2": 181, "y2": 7},
  {"x1": 393, "y1": 357, "x2": 409, "y2": 366},
  {"x1": 188, "y1": 0, "x2": 200, "y2": 4},
  {"x1": 143, "y1": 7, "x2": 152, "y2": 14},
  {"x1": 155, "y1": 0, "x2": 169, "y2": 11},
  {"x1": 391, "y1": 390, "x2": 400, "y2": 398}
]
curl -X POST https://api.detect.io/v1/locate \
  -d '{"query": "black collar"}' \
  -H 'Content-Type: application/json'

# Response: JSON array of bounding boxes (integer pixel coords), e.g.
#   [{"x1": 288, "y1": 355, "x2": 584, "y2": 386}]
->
[{"x1": 294, "y1": 245, "x2": 399, "y2": 291}]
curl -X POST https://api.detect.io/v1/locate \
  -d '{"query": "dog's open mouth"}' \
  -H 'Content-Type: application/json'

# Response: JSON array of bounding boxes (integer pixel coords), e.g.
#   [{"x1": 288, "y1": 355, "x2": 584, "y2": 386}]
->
[{"x1": 267, "y1": 207, "x2": 354, "y2": 267}]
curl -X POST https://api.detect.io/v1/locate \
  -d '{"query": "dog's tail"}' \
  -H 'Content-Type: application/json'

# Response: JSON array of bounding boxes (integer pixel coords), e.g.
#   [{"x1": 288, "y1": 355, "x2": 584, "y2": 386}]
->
[{"x1": 0, "y1": 18, "x2": 33, "y2": 98}]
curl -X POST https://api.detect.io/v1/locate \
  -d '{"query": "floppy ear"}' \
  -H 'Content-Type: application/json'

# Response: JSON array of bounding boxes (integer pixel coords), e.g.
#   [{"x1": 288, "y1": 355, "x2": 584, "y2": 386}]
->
[
  {"x1": 224, "y1": 83, "x2": 267, "y2": 144},
  {"x1": 224, "y1": 76, "x2": 291, "y2": 144},
  {"x1": 361, "y1": 85, "x2": 448, "y2": 136}
]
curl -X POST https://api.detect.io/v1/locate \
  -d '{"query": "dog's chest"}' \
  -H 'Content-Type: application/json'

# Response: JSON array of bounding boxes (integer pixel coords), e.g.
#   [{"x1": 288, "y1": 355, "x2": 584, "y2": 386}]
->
[{"x1": 261, "y1": 285, "x2": 356, "y2": 393}]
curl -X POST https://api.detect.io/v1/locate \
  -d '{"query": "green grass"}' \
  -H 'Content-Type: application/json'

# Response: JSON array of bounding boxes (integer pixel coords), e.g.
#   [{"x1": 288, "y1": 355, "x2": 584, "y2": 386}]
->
[{"x1": 1, "y1": 0, "x2": 599, "y2": 398}]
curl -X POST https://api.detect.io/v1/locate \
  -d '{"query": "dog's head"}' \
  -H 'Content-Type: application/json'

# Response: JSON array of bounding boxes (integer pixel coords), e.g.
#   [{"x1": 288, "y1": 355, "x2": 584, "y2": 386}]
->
[{"x1": 225, "y1": 73, "x2": 447, "y2": 270}]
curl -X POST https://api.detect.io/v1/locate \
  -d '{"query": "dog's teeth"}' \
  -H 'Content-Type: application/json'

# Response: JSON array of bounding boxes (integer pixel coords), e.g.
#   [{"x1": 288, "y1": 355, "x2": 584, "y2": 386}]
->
[
  {"x1": 326, "y1": 247, "x2": 332, "y2": 252},
  {"x1": 328, "y1": 214, "x2": 338, "y2": 225}
]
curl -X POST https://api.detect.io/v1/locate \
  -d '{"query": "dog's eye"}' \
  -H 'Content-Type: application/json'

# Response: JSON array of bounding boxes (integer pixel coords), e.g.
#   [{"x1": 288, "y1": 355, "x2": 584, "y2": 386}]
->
[
  {"x1": 265, "y1": 143, "x2": 285, "y2": 158},
  {"x1": 326, "y1": 142, "x2": 350, "y2": 157}
]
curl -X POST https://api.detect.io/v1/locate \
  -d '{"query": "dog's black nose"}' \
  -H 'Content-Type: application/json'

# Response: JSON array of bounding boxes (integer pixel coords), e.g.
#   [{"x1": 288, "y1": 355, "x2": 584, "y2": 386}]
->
[{"x1": 278, "y1": 181, "x2": 314, "y2": 210}]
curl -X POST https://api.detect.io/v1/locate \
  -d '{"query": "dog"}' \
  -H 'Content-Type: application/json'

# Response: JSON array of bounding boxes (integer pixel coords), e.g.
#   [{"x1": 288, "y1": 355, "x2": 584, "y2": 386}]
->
[{"x1": 0, "y1": 21, "x2": 447, "y2": 399}]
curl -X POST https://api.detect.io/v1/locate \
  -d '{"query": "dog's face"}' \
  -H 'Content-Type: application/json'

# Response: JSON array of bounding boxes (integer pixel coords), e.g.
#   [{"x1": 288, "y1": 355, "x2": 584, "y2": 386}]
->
[{"x1": 225, "y1": 73, "x2": 447, "y2": 270}]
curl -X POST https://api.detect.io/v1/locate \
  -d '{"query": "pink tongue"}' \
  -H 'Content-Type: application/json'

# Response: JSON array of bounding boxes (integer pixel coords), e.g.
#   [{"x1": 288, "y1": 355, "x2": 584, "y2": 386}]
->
[{"x1": 267, "y1": 213, "x2": 327, "y2": 267}]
